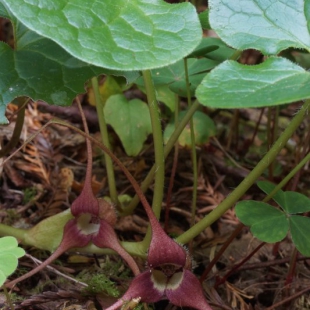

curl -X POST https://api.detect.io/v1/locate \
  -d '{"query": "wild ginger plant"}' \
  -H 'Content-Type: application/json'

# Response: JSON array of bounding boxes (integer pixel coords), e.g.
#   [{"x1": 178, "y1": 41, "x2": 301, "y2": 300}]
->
[
  {"x1": 0, "y1": 0, "x2": 310, "y2": 309},
  {"x1": 5, "y1": 100, "x2": 140, "y2": 288}
]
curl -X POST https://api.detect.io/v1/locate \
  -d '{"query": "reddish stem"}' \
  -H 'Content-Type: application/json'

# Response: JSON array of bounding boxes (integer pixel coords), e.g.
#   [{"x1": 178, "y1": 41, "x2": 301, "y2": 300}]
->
[
  {"x1": 164, "y1": 144, "x2": 179, "y2": 232},
  {"x1": 200, "y1": 223, "x2": 244, "y2": 283},
  {"x1": 214, "y1": 241, "x2": 266, "y2": 288}
]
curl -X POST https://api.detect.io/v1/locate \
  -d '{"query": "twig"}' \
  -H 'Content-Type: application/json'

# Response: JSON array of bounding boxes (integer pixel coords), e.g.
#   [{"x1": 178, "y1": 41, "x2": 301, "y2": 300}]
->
[{"x1": 23, "y1": 253, "x2": 88, "y2": 287}]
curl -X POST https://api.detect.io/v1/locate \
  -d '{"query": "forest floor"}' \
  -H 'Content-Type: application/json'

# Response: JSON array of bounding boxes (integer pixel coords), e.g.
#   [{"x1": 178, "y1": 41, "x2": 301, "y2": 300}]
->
[{"x1": 1, "y1": 98, "x2": 310, "y2": 310}]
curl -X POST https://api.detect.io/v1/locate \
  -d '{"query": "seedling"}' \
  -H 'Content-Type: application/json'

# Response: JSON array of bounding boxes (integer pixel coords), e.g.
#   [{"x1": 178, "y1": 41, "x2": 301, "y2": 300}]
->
[{"x1": 236, "y1": 181, "x2": 310, "y2": 256}]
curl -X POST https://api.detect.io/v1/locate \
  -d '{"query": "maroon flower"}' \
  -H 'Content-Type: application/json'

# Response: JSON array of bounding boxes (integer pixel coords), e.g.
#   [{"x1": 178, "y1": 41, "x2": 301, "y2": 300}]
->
[
  {"x1": 105, "y1": 206, "x2": 213, "y2": 310},
  {"x1": 6, "y1": 110, "x2": 139, "y2": 287}
]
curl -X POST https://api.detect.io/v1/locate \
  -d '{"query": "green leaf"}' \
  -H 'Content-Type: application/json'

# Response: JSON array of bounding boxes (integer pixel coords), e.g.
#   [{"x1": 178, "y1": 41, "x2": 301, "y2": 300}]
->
[
  {"x1": 235, "y1": 201, "x2": 288, "y2": 243},
  {"x1": 138, "y1": 84, "x2": 176, "y2": 112},
  {"x1": 196, "y1": 57, "x2": 310, "y2": 108},
  {"x1": 137, "y1": 57, "x2": 218, "y2": 97},
  {"x1": 135, "y1": 37, "x2": 234, "y2": 98},
  {"x1": 104, "y1": 94, "x2": 152, "y2": 156},
  {"x1": 0, "y1": 236, "x2": 25, "y2": 286},
  {"x1": 257, "y1": 181, "x2": 285, "y2": 209},
  {"x1": 0, "y1": 5, "x2": 139, "y2": 124},
  {"x1": 152, "y1": 85, "x2": 176, "y2": 112},
  {"x1": 3, "y1": 0, "x2": 202, "y2": 70},
  {"x1": 0, "y1": 236, "x2": 25, "y2": 258},
  {"x1": 199, "y1": 10, "x2": 211, "y2": 30},
  {"x1": 187, "y1": 38, "x2": 218, "y2": 58},
  {"x1": 290, "y1": 215, "x2": 310, "y2": 256},
  {"x1": 201, "y1": 38, "x2": 236, "y2": 62},
  {"x1": 279, "y1": 191, "x2": 310, "y2": 214},
  {"x1": 24, "y1": 209, "x2": 73, "y2": 252},
  {"x1": 257, "y1": 181, "x2": 310, "y2": 214},
  {"x1": 0, "y1": 40, "x2": 101, "y2": 106},
  {"x1": 163, "y1": 110, "x2": 216, "y2": 147},
  {"x1": 209, "y1": 0, "x2": 310, "y2": 54}
]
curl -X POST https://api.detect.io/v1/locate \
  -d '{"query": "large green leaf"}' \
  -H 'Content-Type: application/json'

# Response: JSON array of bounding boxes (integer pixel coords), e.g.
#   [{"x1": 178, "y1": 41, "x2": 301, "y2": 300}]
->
[
  {"x1": 196, "y1": 57, "x2": 310, "y2": 108},
  {"x1": 136, "y1": 57, "x2": 219, "y2": 97},
  {"x1": 235, "y1": 201, "x2": 288, "y2": 243},
  {"x1": 3, "y1": 0, "x2": 202, "y2": 71},
  {"x1": 104, "y1": 94, "x2": 152, "y2": 156},
  {"x1": 209, "y1": 0, "x2": 310, "y2": 54},
  {"x1": 0, "y1": 4, "x2": 139, "y2": 124},
  {"x1": 290, "y1": 215, "x2": 310, "y2": 256}
]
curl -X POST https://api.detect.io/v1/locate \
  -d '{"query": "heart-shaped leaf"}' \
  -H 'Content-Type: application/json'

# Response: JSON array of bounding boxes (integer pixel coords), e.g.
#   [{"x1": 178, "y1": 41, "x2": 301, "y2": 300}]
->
[
  {"x1": 0, "y1": 4, "x2": 139, "y2": 124},
  {"x1": 196, "y1": 57, "x2": 310, "y2": 108},
  {"x1": 104, "y1": 94, "x2": 152, "y2": 156},
  {"x1": 235, "y1": 201, "x2": 288, "y2": 243},
  {"x1": 3, "y1": 0, "x2": 202, "y2": 71},
  {"x1": 209, "y1": 0, "x2": 310, "y2": 54},
  {"x1": 281, "y1": 192, "x2": 310, "y2": 214},
  {"x1": 164, "y1": 110, "x2": 216, "y2": 147},
  {"x1": 0, "y1": 236, "x2": 25, "y2": 286},
  {"x1": 289, "y1": 215, "x2": 310, "y2": 256}
]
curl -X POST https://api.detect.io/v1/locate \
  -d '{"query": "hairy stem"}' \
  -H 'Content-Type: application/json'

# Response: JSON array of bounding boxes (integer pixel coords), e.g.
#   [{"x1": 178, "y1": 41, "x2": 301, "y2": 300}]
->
[
  {"x1": 142, "y1": 70, "x2": 165, "y2": 219},
  {"x1": 184, "y1": 58, "x2": 198, "y2": 253},
  {"x1": 164, "y1": 95, "x2": 179, "y2": 232},
  {"x1": 92, "y1": 77, "x2": 120, "y2": 208}
]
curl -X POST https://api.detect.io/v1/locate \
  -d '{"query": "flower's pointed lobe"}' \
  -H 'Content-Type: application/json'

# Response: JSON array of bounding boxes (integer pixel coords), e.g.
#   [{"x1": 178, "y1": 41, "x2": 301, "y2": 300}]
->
[
  {"x1": 93, "y1": 219, "x2": 140, "y2": 276},
  {"x1": 71, "y1": 100, "x2": 99, "y2": 216},
  {"x1": 165, "y1": 269, "x2": 213, "y2": 310},
  {"x1": 122, "y1": 272, "x2": 164, "y2": 303},
  {"x1": 147, "y1": 207, "x2": 187, "y2": 268}
]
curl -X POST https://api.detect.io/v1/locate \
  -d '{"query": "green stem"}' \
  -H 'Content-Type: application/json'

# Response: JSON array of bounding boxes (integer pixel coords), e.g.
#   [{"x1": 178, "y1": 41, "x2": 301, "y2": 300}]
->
[
  {"x1": 91, "y1": 77, "x2": 119, "y2": 208},
  {"x1": 176, "y1": 100, "x2": 310, "y2": 244},
  {"x1": 230, "y1": 50, "x2": 242, "y2": 61},
  {"x1": 3, "y1": 286, "x2": 14, "y2": 310},
  {"x1": 142, "y1": 70, "x2": 165, "y2": 219},
  {"x1": 183, "y1": 58, "x2": 198, "y2": 233},
  {"x1": 0, "y1": 224, "x2": 27, "y2": 240},
  {"x1": 264, "y1": 151, "x2": 310, "y2": 201},
  {"x1": 0, "y1": 98, "x2": 27, "y2": 158},
  {"x1": 141, "y1": 70, "x2": 165, "y2": 250},
  {"x1": 124, "y1": 100, "x2": 201, "y2": 215}
]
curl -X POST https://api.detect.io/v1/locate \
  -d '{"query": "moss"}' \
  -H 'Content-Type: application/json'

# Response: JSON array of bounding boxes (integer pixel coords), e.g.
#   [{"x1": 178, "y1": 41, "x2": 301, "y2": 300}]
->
[
  {"x1": 81, "y1": 271, "x2": 120, "y2": 297},
  {"x1": 22, "y1": 187, "x2": 37, "y2": 204}
]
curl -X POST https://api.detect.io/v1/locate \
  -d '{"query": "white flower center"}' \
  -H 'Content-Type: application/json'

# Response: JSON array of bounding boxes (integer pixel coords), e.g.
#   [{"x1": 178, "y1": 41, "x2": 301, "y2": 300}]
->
[
  {"x1": 77, "y1": 213, "x2": 100, "y2": 235},
  {"x1": 151, "y1": 264, "x2": 184, "y2": 292}
]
